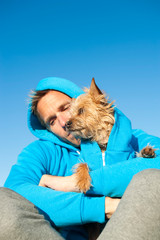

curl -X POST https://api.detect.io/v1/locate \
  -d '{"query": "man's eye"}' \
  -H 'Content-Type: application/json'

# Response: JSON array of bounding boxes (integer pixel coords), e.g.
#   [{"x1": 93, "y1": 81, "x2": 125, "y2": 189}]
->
[
  {"x1": 64, "y1": 104, "x2": 70, "y2": 111},
  {"x1": 50, "y1": 120, "x2": 55, "y2": 126}
]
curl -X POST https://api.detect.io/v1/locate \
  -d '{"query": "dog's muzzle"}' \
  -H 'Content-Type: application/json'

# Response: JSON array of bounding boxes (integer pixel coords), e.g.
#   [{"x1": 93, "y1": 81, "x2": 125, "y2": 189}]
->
[{"x1": 65, "y1": 120, "x2": 72, "y2": 129}]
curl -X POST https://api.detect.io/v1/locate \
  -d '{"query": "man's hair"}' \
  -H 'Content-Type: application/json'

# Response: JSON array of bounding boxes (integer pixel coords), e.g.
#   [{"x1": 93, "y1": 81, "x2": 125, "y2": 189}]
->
[{"x1": 30, "y1": 89, "x2": 51, "y2": 127}]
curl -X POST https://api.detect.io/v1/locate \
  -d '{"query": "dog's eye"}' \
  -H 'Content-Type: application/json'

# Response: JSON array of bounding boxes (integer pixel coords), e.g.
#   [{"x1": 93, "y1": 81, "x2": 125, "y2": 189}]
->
[{"x1": 78, "y1": 108, "x2": 84, "y2": 115}]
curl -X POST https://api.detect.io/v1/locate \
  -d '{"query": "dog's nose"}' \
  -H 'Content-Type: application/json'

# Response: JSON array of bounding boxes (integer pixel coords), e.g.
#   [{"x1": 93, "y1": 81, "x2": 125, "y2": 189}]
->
[{"x1": 65, "y1": 120, "x2": 72, "y2": 128}]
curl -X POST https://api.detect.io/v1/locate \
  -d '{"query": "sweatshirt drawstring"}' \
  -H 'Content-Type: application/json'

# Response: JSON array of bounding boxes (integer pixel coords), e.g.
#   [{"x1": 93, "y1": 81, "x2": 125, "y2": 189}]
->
[{"x1": 102, "y1": 152, "x2": 105, "y2": 166}]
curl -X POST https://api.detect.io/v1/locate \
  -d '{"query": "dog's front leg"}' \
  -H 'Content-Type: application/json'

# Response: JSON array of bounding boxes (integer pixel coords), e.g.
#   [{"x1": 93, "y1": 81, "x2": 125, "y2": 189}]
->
[
  {"x1": 136, "y1": 145, "x2": 157, "y2": 158},
  {"x1": 73, "y1": 163, "x2": 92, "y2": 194}
]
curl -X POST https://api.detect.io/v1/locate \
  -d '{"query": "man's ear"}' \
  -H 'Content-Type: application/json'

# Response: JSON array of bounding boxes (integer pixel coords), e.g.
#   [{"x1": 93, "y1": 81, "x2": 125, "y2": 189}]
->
[{"x1": 89, "y1": 78, "x2": 103, "y2": 96}]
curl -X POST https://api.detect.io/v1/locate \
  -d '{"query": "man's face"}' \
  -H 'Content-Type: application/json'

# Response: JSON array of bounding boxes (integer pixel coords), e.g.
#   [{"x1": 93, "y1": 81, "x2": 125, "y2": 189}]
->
[{"x1": 37, "y1": 90, "x2": 81, "y2": 147}]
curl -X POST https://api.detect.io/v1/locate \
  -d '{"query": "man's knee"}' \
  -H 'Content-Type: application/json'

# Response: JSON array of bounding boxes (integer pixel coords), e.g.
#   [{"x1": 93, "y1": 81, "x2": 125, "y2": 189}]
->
[
  {"x1": 0, "y1": 188, "x2": 22, "y2": 238},
  {"x1": 129, "y1": 169, "x2": 160, "y2": 205},
  {"x1": 133, "y1": 168, "x2": 160, "y2": 187},
  {"x1": 0, "y1": 188, "x2": 63, "y2": 240},
  {"x1": 0, "y1": 187, "x2": 40, "y2": 238},
  {"x1": 0, "y1": 187, "x2": 21, "y2": 215}
]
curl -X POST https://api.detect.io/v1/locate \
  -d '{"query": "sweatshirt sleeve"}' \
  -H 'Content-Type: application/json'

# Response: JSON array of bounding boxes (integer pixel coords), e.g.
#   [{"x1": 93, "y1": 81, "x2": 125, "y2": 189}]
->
[
  {"x1": 89, "y1": 130, "x2": 160, "y2": 197},
  {"x1": 4, "y1": 141, "x2": 105, "y2": 226}
]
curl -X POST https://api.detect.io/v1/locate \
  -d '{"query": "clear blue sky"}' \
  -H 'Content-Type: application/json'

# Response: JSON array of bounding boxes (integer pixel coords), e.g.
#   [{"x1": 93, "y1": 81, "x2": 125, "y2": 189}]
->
[{"x1": 0, "y1": 0, "x2": 160, "y2": 186}]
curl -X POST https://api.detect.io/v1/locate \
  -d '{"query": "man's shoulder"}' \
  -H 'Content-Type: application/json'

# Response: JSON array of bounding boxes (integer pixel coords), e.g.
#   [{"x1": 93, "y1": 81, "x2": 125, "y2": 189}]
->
[{"x1": 23, "y1": 139, "x2": 57, "y2": 153}]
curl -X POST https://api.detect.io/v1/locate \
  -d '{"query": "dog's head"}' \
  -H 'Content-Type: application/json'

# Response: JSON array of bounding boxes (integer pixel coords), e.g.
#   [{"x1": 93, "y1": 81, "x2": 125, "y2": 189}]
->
[{"x1": 65, "y1": 78, "x2": 115, "y2": 146}]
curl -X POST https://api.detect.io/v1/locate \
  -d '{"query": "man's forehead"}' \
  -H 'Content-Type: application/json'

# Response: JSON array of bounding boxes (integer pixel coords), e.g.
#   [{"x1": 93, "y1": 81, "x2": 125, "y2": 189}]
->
[
  {"x1": 40, "y1": 90, "x2": 71, "y2": 104},
  {"x1": 37, "y1": 90, "x2": 71, "y2": 121}
]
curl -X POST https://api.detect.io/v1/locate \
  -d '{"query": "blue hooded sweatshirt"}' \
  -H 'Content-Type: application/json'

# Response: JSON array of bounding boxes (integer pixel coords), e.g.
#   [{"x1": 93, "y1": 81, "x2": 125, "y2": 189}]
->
[{"x1": 4, "y1": 77, "x2": 160, "y2": 239}]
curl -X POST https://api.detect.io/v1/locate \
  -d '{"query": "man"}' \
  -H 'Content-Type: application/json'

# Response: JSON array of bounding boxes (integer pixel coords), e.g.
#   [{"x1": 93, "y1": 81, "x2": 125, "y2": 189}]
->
[{"x1": 1, "y1": 77, "x2": 160, "y2": 240}]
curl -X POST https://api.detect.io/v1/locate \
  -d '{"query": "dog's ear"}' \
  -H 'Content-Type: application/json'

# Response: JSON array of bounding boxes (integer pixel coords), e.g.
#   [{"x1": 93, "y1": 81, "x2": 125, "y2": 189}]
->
[{"x1": 89, "y1": 78, "x2": 103, "y2": 96}]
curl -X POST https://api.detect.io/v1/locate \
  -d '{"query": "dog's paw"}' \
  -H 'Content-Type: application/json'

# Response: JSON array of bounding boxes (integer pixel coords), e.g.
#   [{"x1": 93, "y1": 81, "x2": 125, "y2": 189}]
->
[
  {"x1": 73, "y1": 163, "x2": 91, "y2": 194},
  {"x1": 136, "y1": 145, "x2": 156, "y2": 158}
]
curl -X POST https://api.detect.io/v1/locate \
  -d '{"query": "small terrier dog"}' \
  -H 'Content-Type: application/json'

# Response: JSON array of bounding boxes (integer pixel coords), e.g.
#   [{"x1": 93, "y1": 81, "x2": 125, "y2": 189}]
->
[
  {"x1": 66, "y1": 78, "x2": 156, "y2": 194},
  {"x1": 66, "y1": 78, "x2": 156, "y2": 240}
]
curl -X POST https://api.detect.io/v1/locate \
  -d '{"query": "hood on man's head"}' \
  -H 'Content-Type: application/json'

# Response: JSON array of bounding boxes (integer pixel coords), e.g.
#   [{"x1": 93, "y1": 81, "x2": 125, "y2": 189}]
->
[{"x1": 27, "y1": 77, "x2": 84, "y2": 149}]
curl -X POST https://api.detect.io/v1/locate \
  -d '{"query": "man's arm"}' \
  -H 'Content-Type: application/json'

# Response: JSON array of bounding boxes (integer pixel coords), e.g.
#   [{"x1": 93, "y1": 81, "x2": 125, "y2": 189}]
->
[
  {"x1": 39, "y1": 173, "x2": 120, "y2": 219},
  {"x1": 4, "y1": 141, "x2": 106, "y2": 226}
]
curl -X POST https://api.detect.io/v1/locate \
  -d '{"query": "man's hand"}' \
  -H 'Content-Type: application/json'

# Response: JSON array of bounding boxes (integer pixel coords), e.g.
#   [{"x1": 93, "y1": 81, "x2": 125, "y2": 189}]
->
[
  {"x1": 105, "y1": 197, "x2": 120, "y2": 219},
  {"x1": 39, "y1": 174, "x2": 80, "y2": 192}
]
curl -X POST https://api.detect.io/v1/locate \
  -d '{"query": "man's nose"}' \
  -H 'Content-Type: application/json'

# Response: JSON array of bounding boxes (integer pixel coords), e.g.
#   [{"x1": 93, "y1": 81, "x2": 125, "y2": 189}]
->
[{"x1": 57, "y1": 113, "x2": 68, "y2": 128}]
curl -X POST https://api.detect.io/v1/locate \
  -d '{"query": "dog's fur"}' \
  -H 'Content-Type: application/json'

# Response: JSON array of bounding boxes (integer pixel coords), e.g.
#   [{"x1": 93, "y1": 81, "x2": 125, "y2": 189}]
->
[
  {"x1": 66, "y1": 78, "x2": 115, "y2": 150},
  {"x1": 136, "y1": 144, "x2": 157, "y2": 158}
]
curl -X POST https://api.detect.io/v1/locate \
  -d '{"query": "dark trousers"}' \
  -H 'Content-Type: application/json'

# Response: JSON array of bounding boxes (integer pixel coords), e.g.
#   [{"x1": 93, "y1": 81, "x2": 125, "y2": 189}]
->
[{"x1": 1, "y1": 169, "x2": 160, "y2": 240}]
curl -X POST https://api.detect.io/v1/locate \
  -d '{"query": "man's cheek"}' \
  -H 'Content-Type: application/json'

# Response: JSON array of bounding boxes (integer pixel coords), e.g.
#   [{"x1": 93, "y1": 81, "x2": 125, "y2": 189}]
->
[{"x1": 65, "y1": 110, "x2": 71, "y2": 119}]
